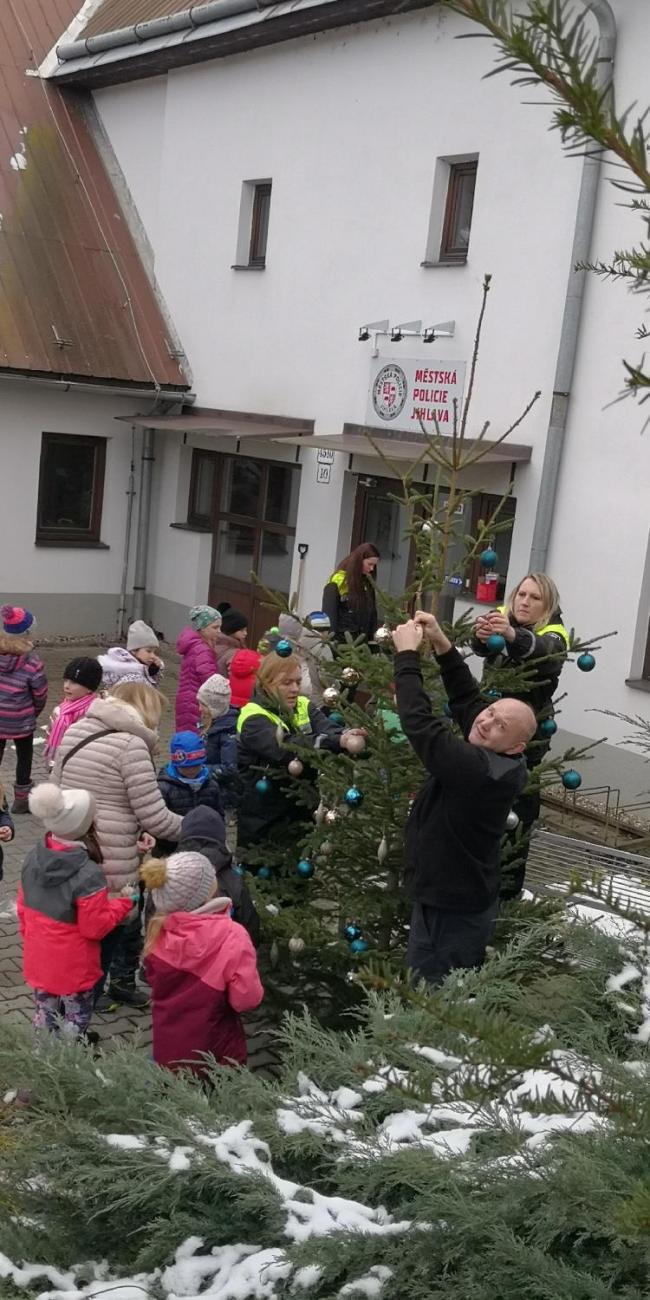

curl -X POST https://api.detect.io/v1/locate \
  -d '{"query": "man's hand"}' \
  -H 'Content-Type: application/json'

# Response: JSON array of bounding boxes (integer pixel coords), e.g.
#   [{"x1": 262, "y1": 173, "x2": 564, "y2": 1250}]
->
[
  {"x1": 393, "y1": 620, "x2": 424, "y2": 653},
  {"x1": 413, "y1": 610, "x2": 452, "y2": 656},
  {"x1": 0, "y1": 826, "x2": 12, "y2": 842}
]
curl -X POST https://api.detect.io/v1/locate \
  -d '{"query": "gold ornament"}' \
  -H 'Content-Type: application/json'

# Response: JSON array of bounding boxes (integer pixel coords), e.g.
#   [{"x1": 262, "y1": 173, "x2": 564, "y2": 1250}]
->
[
  {"x1": 323, "y1": 685, "x2": 341, "y2": 707},
  {"x1": 341, "y1": 667, "x2": 360, "y2": 686},
  {"x1": 324, "y1": 809, "x2": 339, "y2": 825},
  {"x1": 374, "y1": 625, "x2": 393, "y2": 648}
]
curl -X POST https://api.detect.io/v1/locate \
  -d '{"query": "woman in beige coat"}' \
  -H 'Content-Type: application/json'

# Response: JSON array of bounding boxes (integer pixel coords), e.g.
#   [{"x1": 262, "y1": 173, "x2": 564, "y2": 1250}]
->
[{"x1": 52, "y1": 682, "x2": 181, "y2": 1008}]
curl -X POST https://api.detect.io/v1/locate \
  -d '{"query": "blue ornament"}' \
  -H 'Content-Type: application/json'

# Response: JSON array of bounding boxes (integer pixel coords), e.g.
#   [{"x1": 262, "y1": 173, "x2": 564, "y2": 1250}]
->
[
  {"x1": 486, "y1": 633, "x2": 506, "y2": 654},
  {"x1": 562, "y1": 769, "x2": 582, "y2": 791},
  {"x1": 577, "y1": 652, "x2": 596, "y2": 672},
  {"x1": 540, "y1": 717, "x2": 557, "y2": 736},
  {"x1": 485, "y1": 688, "x2": 502, "y2": 700},
  {"x1": 350, "y1": 938, "x2": 369, "y2": 954},
  {"x1": 297, "y1": 858, "x2": 314, "y2": 878},
  {"x1": 275, "y1": 638, "x2": 293, "y2": 658},
  {"x1": 257, "y1": 866, "x2": 272, "y2": 879},
  {"x1": 443, "y1": 702, "x2": 452, "y2": 718},
  {"x1": 329, "y1": 711, "x2": 344, "y2": 724},
  {"x1": 479, "y1": 547, "x2": 498, "y2": 569},
  {"x1": 255, "y1": 776, "x2": 271, "y2": 795},
  {"x1": 233, "y1": 863, "x2": 245, "y2": 876},
  {"x1": 344, "y1": 786, "x2": 364, "y2": 808},
  {"x1": 344, "y1": 923, "x2": 362, "y2": 941}
]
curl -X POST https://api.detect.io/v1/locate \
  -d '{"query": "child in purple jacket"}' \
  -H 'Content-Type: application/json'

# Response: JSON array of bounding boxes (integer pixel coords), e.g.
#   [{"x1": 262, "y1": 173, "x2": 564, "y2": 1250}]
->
[{"x1": 0, "y1": 606, "x2": 48, "y2": 812}]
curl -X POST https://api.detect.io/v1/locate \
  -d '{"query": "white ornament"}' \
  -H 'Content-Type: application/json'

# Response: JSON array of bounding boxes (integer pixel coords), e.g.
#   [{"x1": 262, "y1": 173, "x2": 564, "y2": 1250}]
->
[
  {"x1": 345, "y1": 733, "x2": 366, "y2": 756},
  {"x1": 420, "y1": 520, "x2": 432, "y2": 535},
  {"x1": 324, "y1": 809, "x2": 339, "y2": 825},
  {"x1": 377, "y1": 835, "x2": 388, "y2": 864},
  {"x1": 288, "y1": 758, "x2": 304, "y2": 777},
  {"x1": 505, "y1": 810, "x2": 520, "y2": 831},
  {"x1": 289, "y1": 936, "x2": 305, "y2": 956}
]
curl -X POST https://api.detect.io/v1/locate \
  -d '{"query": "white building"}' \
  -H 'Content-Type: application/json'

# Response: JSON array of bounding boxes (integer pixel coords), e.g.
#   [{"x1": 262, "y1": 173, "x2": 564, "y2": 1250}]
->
[{"x1": 2, "y1": 0, "x2": 649, "y2": 794}]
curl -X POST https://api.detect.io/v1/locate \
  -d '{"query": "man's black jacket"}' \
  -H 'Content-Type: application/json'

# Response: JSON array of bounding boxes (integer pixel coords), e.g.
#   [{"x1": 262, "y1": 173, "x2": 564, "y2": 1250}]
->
[{"x1": 394, "y1": 647, "x2": 527, "y2": 912}]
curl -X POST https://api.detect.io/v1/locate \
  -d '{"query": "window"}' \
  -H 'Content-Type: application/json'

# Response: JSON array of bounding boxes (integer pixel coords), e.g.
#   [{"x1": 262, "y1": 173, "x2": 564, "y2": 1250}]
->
[
  {"x1": 249, "y1": 182, "x2": 272, "y2": 267},
  {"x1": 188, "y1": 449, "x2": 217, "y2": 528},
  {"x1": 439, "y1": 161, "x2": 477, "y2": 264},
  {"x1": 36, "y1": 432, "x2": 106, "y2": 546},
  {"x1": 233, "y1": 180, "x2": 272, "y2": 270}
]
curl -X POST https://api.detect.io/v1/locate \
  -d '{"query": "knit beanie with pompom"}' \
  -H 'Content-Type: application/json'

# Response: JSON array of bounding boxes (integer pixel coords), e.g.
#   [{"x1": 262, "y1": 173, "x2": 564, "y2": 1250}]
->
[
  {"x1": 196, "y1": 673, "x2": 231, "y2": 718},
  {"x1": 140, "y1": 852, "x2": 216, "y2": 914},
  {"x1": 29, "y1": 783, "x2": 95, "y2": 839},
  {"x1": 1, "y1": 605, "x2": 35, "y2": 637}
]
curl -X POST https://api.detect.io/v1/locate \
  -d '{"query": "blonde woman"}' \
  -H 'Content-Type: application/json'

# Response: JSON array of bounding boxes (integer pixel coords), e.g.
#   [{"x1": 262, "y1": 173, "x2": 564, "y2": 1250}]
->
[
  {"x1": 472, "y1": 572, "x2": 569, "y2": 897},
  {"x1": 52, "y1": 680, "x2": 182, "y2": 1007},
  {"x1": 236, "y1": 651, "x2": 365, "y2": 848}
]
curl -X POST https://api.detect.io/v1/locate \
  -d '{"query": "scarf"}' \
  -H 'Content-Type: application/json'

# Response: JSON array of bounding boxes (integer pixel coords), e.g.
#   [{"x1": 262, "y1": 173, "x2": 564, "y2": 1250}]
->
[
  {"x1": 45, "y1": 693, "x2": 95, "y2": 759},
  {"x1": 165, "y1": 762, "x2": 211, "y2": 789}
]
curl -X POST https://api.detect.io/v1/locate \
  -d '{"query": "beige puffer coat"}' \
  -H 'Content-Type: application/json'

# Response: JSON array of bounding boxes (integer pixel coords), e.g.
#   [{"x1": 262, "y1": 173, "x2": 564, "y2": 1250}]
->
[{"x1": 52, "y1": 696, "x2": 181, "y2": 890}]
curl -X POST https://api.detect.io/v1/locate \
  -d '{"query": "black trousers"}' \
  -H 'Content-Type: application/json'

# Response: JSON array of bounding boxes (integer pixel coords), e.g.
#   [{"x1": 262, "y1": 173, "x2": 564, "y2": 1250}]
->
[
  {"x1": 406, "y1": 897, "x2": 498, "y2": 988},
  {"x1": 0, "y1": 735, "x2": 34, "y2": 790},
  {"x1": 93, "y1": 887, "x2": 144, "y2": 1002}
]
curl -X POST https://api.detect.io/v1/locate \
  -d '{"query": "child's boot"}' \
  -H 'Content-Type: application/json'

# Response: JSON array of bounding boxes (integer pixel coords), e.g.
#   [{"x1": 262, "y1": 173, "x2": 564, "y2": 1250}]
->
[{"x1": 11, "y1": 784, "x2": 31, "y2": 814}]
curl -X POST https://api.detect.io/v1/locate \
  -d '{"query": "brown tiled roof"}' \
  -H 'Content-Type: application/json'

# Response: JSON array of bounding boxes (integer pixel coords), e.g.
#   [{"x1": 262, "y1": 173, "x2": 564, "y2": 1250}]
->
[
  {"x1": 80, "y1": 0, "x2": 193, "y2": 38},
  {"x1": 0, "y1": 0, "x2": 189, "y2": 388}
]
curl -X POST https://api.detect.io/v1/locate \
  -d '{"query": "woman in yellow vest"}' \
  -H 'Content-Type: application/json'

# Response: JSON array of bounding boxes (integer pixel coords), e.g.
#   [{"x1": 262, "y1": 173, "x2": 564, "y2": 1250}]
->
[
  {"x1": 236, "y1": 651, "x2": 365, "y2": 848},
  {"x1": 472, "y1": 572, "x2": 569, "y2": 898},
  {"x1": 322, "y1": 543, "x2": 380, "y2": 643}
]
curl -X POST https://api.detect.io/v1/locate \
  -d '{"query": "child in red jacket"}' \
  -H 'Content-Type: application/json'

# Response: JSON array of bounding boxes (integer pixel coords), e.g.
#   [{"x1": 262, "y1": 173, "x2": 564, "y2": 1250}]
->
[
  {"x1": 140, "y1": 851, "x2": 263, "y2": 1076},
  {"x1": 18, "y1": 784, "x2": 134, "y2": 1038}
]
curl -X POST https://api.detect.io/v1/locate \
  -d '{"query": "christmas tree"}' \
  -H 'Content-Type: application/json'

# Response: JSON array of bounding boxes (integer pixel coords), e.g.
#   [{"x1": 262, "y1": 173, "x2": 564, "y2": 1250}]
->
[
  {"x1": 0, "y1": 898, "x2": 648, "y2": 1299},
  {"x1": 248, "y1": 277, "x2": 601, "y2": 989}
]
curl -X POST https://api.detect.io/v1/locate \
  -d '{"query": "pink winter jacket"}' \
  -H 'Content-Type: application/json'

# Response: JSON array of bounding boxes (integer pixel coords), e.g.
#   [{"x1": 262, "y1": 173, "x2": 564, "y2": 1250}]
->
[
  {"x1": 52, "y1": 696, "x2": 182, "y2": 890},
  {"x1": 175, "y1": 627, "x2": 219, "y2": 731}
]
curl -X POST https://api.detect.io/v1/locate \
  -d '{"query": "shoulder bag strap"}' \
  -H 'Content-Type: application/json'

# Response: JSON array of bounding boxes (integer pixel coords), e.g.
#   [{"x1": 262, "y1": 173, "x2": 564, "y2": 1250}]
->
[{"x1": 59, "y1": 727, "x2": 119, "y2": 773}]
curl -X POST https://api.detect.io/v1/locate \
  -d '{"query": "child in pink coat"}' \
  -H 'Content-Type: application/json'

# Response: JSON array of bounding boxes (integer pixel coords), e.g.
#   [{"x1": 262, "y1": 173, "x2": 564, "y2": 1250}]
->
[
  {"x1": 141, "y1": 850, "x2": 263, "y2": 1075},
  {"x1": 175, "y1": 606, "x2": 222, "y2": 731}
]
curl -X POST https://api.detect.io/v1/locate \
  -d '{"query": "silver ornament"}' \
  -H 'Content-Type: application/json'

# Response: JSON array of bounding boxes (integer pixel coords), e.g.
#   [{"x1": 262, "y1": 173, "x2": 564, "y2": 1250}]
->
[
  {"x1": 288, "y1": 758, "x2": 304, "y2": 777},
  {"x1": 314, "y1": 799, "x2": 326, "y2": 826},
  {"x1": 323, "y1": 685, "x2": 341, "y2": 707},
  {"x1": 325, "y1": 809, "x2": 339, "y2": 825},
  {"x1": 377, "y1": 835, "x2": 388, "y2": 864},
  {"x1": 374, "y1": 625, "x2": 393, "y2": 648},
  {"x1": 341, "y1": 667, "x2": 360, "y2": 686},
  {"x1": 270, "y1": 940, "x2": 280, "y2": 967},
  {"x1": 320, "y1": 839, "x2": 332, "y2": 854},
  {"x1": 289, "y1": 936, "x2": 305, "y2": 956},
  {"x1": 505, "y1": 810, "x2": 520, "y2": 831}
]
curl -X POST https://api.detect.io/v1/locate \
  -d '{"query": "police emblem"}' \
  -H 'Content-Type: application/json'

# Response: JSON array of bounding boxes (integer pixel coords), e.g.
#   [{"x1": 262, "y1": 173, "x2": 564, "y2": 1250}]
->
[{"x1": 372, "y1": 364, "x2": 408, "y2": 421}]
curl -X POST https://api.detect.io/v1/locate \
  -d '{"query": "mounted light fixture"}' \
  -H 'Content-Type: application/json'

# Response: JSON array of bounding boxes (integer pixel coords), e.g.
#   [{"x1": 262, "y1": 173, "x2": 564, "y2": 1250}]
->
[{"x1": 358, "y1": 319, "x2": 455, "y2": 355}]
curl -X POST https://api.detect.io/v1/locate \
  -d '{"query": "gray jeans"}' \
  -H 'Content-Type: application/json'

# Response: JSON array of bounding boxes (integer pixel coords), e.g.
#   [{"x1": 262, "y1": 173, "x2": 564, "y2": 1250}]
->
[{"x1": 406, "y1": 897, "x2": 498, "y2": 987}]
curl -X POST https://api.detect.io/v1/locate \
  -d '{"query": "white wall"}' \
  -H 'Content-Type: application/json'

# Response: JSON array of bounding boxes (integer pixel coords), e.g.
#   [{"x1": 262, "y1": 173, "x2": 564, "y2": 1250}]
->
[
  {"x1": 0, "y1": 383, "x2": 143, "y2": 637},
  {"x1": 93, "y1": 0, "x2": 650, "y2": 757}
]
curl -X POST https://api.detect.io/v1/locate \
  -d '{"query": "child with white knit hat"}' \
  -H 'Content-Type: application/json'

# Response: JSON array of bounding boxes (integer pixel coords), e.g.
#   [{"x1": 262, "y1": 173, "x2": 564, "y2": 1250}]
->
[
  {"x1": 18, "y1": 784, "x2": 135, "y2": 1039},
  {"x1": 98, "y1": 621, "x2": 164, "y2": 691},
  {"x1": 140, "y1": 851, "x2": 263, "y2": 1076},
  {"x1": 196, "y1": 675, "x2": 239, "y2": 801}
]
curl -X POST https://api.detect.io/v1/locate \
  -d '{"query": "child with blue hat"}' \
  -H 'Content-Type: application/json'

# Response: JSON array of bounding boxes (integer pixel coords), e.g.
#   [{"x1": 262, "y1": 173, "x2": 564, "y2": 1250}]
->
[{"x1": 156, "y1": 731, "x2": 223, "y2": 849}]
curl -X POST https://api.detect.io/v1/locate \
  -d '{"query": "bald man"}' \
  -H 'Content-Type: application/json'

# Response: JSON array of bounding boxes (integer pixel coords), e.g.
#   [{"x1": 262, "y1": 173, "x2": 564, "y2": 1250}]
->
[{"x1": 393, "y1": 611, "x2": 537, "y2": 986}]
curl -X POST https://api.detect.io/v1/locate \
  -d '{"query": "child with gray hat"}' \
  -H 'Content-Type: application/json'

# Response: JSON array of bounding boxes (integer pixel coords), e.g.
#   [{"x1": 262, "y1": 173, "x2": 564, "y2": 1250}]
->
[
  {"x1": 140, "y1": 850, "x2": 263, "y2": 1075},
  {"x1": 98, "y1": 621, "x2": 164, "y2": 691}
]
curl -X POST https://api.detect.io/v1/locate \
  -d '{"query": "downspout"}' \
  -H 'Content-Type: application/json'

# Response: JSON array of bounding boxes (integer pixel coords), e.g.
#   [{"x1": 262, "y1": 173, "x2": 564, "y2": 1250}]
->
[
  {"x1": 131, "y1": 427, "x2": 155, "y2": 623},
  {"x1": 528, "y1": 0, "x2": 616, "y2": 572},
  {"x1": 116, "y1": 426, "x2": 137, "y2": 639}
]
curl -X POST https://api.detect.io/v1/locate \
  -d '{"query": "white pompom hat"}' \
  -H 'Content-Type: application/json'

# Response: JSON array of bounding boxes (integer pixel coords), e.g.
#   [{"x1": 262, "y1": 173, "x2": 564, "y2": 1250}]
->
[{"x1": 29, "y1": 783, "x2": 96, "y2": 839}]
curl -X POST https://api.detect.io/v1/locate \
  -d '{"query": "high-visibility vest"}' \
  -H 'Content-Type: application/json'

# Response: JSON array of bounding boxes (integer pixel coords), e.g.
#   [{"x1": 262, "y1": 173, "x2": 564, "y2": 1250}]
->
[
  {"x1": 237, "y1": 696, "x2": 312, "y2": 736},
  {"x1": 497, "y1": 606, "x2": 569, "y2": 648},
  {"x1": 328, "y1": 570, "x2": 348, "y2": 597}
]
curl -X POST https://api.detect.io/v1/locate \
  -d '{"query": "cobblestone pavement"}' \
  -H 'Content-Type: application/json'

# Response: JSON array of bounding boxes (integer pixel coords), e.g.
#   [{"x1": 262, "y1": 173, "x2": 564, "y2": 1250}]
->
[{"x1": 0, "y1": 641, "x2": 280, "y2": 1074}]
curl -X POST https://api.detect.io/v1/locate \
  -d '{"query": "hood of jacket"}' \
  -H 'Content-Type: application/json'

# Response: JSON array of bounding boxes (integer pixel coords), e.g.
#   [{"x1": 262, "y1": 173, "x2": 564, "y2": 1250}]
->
[
  {"x1": 157, "y1": 905, "x2": 233, "y2": 971},
  {"x1": 229, "y1": 649, "x2": 261, "y2": 681},
  {"x1": 180, "y1": 804, "x2": 227, "y2": 845},
  {"x1": 99, "y1": 646, "x2": 139, "y2": 669},
  {"x1": 0, "y1": 652, "x2": 26, "y2": 673},
  {"x1": 29, "y1": 840, "x2": 88, "y2": 887},
  {"x1": 207, "y1": 707, "x2": 240, "y2": 735},
  {"x1": 177, "y1": 626, "x2": 205, "y2": 657},
  {"x1": 85, "y1": 695, "x2": 157, "y2": 751},
  {"x1": 278, "y1": 613, "x2": 304, "y2": 643}
]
